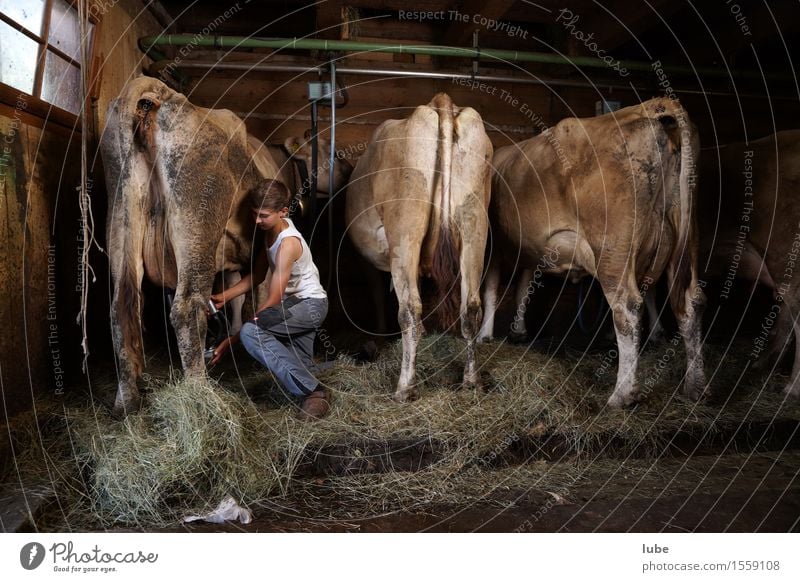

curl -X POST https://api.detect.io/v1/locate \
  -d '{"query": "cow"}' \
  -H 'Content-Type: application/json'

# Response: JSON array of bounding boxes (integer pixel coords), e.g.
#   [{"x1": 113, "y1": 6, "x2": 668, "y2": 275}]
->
[
  {"x1": 100, "y1": 77, "x2": 345, "y2": 417},
  {"x1": 283, "y1": 132, "x2": 354, "y2": 200},
  {"x1": 345, "y1": 93, "x2": 493, "y2": 402},
  {"x1": 478, "y1": 97, "x2": 706, "y2": 408},
  {"x1": 648, "y1": 130, "x2": 800, "y2": 396}
]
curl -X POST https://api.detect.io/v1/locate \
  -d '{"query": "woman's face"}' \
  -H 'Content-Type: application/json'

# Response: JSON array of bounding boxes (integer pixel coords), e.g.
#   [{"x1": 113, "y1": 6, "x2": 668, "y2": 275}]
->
[{"x1": 252, "y1": 206, "x2": 287, "y2": 230}]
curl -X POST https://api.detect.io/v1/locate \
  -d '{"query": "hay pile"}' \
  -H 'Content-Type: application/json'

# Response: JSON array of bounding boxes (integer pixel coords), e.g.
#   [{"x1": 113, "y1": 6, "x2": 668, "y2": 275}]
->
[{"x1": 8, "y1": 333, "x2": 799, "y2": 529}]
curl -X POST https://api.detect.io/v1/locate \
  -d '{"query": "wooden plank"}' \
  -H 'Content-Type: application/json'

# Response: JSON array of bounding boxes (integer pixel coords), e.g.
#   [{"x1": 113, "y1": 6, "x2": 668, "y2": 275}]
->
[
  {"x1": 354, "y1": 18, "x2": 438, "y2": 42},
  {"x1": 316, "y1": 1, "x2": 344, "y2": 40},
  {"x1": 337, "y1": 0, "x2": 456, "y2": 11},
  {"x1": 441, "y1": 0, "x2": 517, "y2": 47}
]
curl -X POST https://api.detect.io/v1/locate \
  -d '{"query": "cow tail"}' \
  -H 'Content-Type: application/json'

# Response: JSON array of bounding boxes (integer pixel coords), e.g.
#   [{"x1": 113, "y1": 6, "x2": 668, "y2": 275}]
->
[
  {"x1": 662, "y1": 100, "x2": 700, "y2": 316},
  {"x1": 429, "y1": 93, "x2": 462, "y2": 330},
  {"x1": 116, "y1": 250, "x2": 144, "y2": 378}
]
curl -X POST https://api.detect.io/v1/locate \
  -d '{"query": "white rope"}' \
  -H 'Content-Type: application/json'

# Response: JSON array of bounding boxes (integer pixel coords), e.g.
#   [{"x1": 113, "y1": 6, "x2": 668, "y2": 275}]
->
[{"x1": 76, "y1": 0, "x2": 101, "y2": 371}]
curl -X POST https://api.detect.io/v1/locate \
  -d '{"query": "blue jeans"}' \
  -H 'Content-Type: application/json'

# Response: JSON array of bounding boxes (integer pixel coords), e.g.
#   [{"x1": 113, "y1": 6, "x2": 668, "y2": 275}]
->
[{"x1": 239, "y1": 297, "x2": 328, "y2": 397}]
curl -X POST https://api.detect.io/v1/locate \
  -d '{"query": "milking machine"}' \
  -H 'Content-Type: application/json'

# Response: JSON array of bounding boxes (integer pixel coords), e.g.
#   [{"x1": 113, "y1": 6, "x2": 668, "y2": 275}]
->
[{"x1": 204, "y1": 299, "x2": 230, "y2": 363}]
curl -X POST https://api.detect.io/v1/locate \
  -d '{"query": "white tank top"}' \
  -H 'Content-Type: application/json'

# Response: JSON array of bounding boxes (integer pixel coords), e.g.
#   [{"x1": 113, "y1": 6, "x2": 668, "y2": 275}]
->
[{"x1": 266, "y1": 218, "x2": 327, "y2": 300}]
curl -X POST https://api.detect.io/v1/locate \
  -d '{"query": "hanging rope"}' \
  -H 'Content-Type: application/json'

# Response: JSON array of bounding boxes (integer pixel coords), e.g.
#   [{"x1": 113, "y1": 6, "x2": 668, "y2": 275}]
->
[{"x1": 76, "y1": 0, "x2": 101, "y2": 371}]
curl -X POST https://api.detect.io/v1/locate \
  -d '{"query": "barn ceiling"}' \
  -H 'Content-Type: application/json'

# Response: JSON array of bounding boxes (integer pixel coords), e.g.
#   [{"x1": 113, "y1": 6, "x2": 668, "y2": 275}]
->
[{"x1": 150, "y1": 0, "x2": 799, "y2": 93}]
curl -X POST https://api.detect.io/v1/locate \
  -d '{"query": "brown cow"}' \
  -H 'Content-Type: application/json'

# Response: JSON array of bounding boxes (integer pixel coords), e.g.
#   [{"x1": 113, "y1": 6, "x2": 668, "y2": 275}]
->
[
  {"x1": 346, "y1": 93, "x2": 493, "y2": 401},
  {"x1": 479, "y1": 98, "x2": 706, "y2": 408},
  {"x1": 691, "y1": 130, "x2": 799, "y2": 396}
]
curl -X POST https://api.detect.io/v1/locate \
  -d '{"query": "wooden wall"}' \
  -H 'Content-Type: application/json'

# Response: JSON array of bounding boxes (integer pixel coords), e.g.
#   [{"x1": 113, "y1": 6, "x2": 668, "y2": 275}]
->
[{"x1": 0, "y1": 107, "x2": 79, "y2": 419}]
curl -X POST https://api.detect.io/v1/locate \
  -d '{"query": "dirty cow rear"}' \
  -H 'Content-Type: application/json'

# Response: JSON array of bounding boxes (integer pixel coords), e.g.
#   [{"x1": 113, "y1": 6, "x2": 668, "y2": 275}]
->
[
  {"x1": 101, "y1": 77, "x2": 279, "y2": 416},
  {"x1": 479, "y1": 98, "x2": 706, "y2": 408},
  {"x1": 346, "y1": 93, "x2": 493, "y2": 401}
]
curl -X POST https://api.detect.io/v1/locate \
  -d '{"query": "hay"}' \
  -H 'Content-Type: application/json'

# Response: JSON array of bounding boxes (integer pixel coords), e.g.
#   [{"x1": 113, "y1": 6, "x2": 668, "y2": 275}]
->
[
  {"x1": 6, "y1": 333, "x2": 799, "y2": 530},
  {"x1": 62, "y1": 377, "x2": 316, "y2": 527}
]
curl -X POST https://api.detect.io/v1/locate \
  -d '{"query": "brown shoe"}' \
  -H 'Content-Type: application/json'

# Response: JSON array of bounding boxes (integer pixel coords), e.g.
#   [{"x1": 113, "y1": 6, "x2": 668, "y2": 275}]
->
[{"x1": 297, "y1": 386, "x2": 330, "y2": 421}]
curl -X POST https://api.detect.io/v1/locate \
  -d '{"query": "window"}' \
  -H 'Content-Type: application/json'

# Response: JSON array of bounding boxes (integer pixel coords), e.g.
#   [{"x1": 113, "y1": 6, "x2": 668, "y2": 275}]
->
[{"x1": 0, "y1": 0, "x2": 94, "y2": 116}]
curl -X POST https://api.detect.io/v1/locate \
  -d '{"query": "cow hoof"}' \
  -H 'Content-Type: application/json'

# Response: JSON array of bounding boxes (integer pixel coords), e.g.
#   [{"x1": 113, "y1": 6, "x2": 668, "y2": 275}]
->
[
  {"x1": 112, "y1": 395, "x2": 142, "y2": 419},
  {"x1": 753, "y1": 353, "x2": 782, "y2": 372},
  {"x1": 392, "y1": 388, "x2": 419, "y2": 403},
  {"x1": 507, "y1": 331, "x2": 528, "y2": 344},
  {"x1": 477, "y1": 334, "x2": 494, "y2": 343},
  {"x1": 478, "y1": 371, "x2": 496, "y2": 392},
  {"x1": 606, "y1": 391, "x2": 638, "y2": 409},
  {"x1": 683, "y1": 383, "x2": 709, "y2": 402},
  {"x1": 460, "y1": 376, "x2": 482, "y2": 391},
  {"x1": 782, "y1": 384, "x2": 800, "y2": 399}
]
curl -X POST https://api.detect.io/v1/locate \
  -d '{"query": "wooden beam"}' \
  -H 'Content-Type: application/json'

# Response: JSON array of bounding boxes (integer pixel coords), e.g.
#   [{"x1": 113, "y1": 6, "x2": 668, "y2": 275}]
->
[
  {"x1": 505, "y1": 0, "x2": 594, "y2": 24},
  {"x1": 351, "y1": 18, "x2": 438, "y2": 42},
  {"x1": 316, "y1": 1, "x2": 343, "y2": 40},
  {"x1": 441, "y1": 0, "x2": 517, "y2": 47},
  {"x1": 338, "y1": 0, "x2": 456, "y2": 11},
  {"x1": 586, "y1": 0, "x2": 681, "y2": 52}
]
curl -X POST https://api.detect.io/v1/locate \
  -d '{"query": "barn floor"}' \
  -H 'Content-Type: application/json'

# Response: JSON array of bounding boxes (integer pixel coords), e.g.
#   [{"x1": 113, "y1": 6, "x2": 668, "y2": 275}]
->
[
  {"x1": 3, "y1": 333, "x2": 799, "y2": 532},
  {"x1": 163, "y1": 451, "x2": 800, "y2": 533}
]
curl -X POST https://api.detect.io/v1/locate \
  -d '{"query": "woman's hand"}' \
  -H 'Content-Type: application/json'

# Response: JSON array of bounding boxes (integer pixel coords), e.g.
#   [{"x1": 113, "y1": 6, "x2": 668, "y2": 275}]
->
[
  {"x1": 208, "y1": 336, "x2": 233, "y2": 366},
  {"x1": 210, "y1": 292, "x2": 226, "y2": 310}
]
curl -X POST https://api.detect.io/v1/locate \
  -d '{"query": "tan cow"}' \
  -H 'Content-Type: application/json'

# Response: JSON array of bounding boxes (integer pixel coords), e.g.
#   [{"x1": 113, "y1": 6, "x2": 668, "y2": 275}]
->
[
  {"x1": 479, "y1": 98, "x2": 706, "y2": 408},
  {"x1": 694, "y1": 130, "x2": 799, "y2": 396},
  {"x1": 346, "y1": 93, "x2": 493, "y2": 401}
]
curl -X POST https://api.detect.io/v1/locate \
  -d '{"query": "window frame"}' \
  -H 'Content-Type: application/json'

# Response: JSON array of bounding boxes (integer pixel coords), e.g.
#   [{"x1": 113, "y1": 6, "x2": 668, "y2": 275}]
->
[{"x1": 0, "y1": 0, "x2": 99, "y2": 130}]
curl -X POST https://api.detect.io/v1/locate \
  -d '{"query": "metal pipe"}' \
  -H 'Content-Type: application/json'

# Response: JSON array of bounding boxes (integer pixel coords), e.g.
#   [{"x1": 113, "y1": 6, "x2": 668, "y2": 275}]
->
[
  {"x1": 139, "y1": 34, "x2": 795, "y2": 82},
  {"x1": 148, "y1": 59, "x2": 795, "y2": 100},
  {"x1": 236, "y1": 111, "x2": 539, "y2": 135},
  {"x1": 310, "y1": 99, "x2": 318, "y2": 219},
  {"x1": 327, "y1": 62, "x2": 336, "y2": 290}
]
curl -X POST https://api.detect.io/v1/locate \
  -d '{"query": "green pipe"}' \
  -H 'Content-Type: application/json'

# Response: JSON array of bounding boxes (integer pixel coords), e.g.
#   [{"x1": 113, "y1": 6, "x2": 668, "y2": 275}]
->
[{"x1": 139, "y1": 34, "x2": 792, "y2": 82}]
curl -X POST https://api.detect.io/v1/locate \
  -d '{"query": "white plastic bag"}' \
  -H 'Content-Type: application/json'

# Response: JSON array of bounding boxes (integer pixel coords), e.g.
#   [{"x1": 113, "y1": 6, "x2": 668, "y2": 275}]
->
[{"x1": 182, "y1": 495, "x2": 253, "y2": 525}]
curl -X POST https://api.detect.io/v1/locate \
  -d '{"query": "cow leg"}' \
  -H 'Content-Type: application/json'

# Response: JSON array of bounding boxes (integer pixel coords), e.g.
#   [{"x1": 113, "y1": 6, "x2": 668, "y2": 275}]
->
[
  {"x1": 168, "y1": 221, "x2": 221, "y2": 383},
  {"x1": 223, "y1": 270, "x2": 244, "y2": 335},
  {"x1": 390, "y1": 245, "x2": 424, "y2": 402},
  {"x1": 171, "y1": 272, "x2": 215, "y2": 381},
  {"x1": 458, "y1": 212, "x2": 488, "y2": 390},
  {"x1": 478, "y1": 258, "x2": 500, "y2": 342},
  {"x1": 668, "y1": 270, "x2": 708, "y2": 401},
  {"x1": 644, "y1": 292, "x2": 666, "y2": 344},
  {"x1": 605, "y1": 288, "x2": 644, "y2": 408},
  {"x1": 509, "y1": 268, "x2": 534, "y2": 341},
  {"x1": 781, "y1": 298, "x2": 800, "y2": 398},
  {"x1": 754, "y1": 301, "x2": 794, "y2": 371}
]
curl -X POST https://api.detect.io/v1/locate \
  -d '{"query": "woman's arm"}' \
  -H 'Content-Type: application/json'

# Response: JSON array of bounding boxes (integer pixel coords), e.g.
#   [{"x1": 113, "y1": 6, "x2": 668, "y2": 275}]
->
[
  {"x1": 211, "y1": 246, "x2": 270, "y2": 307},
  {"x1": 254, "y1": 237, "x2": 302, "y2": 313}
]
